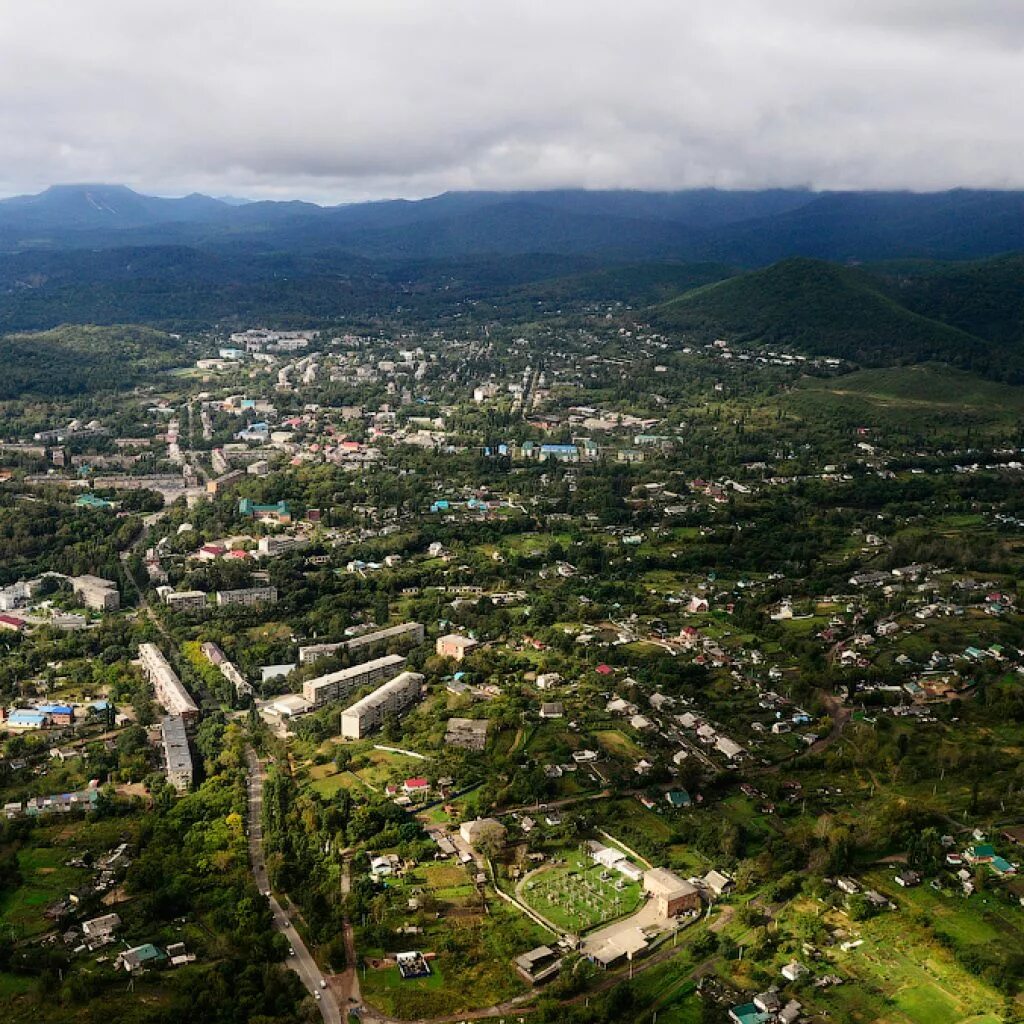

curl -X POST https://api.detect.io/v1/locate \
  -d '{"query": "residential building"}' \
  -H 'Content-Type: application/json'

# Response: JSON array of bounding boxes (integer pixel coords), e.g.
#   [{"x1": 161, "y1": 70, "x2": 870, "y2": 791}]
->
[
  {"x1": 299, "y1": 621, "x2": 424, "y2": 665},
  {"x1": 207, "y1": 469, "x2": 246, "y2": 495},
  {"x1": 138, "y1": 643, "x2": 199, "y2": 721},
  {"x1": 69, "y1": 573, "x2": 120, "y2": 610},
  {"x1": 436, "y1": 633, "x2": 479, "y2": 661},
  {"x1": 340, "y1": 671, "x2": 424, "y2": 739},
  {"x1": 162, "y1": 589, "x2": 208, "y2": 612},
  {"x1": 160, "y1": 715, "x2": 193, "y2": 792},
  {"x1": 215, "y1": 586, "x2": 278, "y2": 607},
  {"x1": 302, "y1": 653, "x2": 407, "y2": 708},
  {"x1": 459, "y1": 817, "x2": 507, "y2": 850}
]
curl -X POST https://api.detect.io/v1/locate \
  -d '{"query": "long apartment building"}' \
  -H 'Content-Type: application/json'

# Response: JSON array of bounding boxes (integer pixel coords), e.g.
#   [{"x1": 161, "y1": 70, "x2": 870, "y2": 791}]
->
[
  {"x1": 138, "y1": 643, "x2": 199, "y2": 721},
  {"x1": 341, "y1": 671, "x2": 424, "y2": 739},
  {"x1": 200, "y1": 641, "x2": 254, "y2": 698},
  {"x1": 299, "y1": 621, "x2": 424, "y2": 665},
  {"x1": 302, "y1": 653, "x2": 406, "y2": 708},
  {"x1": 215, "y1": 586, "x2": 278, "y2": 608},
  {"x1": 160, "y1": 715, "x2": 193, "y2": 792}
]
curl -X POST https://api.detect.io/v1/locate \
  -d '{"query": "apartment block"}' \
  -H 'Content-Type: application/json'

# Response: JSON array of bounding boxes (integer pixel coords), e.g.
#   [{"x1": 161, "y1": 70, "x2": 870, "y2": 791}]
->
[{"x1": 340, "y1": 671, "x2": 424, "y2": 739}]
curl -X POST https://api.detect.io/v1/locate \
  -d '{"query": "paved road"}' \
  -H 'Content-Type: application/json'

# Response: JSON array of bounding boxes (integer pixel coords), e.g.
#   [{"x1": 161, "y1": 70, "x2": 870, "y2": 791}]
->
[{"x1": 245, "y1": 748, "x2": 342, "y2": 1024}]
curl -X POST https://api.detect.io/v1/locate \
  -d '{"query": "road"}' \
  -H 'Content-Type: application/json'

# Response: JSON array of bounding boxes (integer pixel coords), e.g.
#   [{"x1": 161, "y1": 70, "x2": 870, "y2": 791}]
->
[{"x1": 245, "y1": 748, "x2": 342, "y2": 1024}]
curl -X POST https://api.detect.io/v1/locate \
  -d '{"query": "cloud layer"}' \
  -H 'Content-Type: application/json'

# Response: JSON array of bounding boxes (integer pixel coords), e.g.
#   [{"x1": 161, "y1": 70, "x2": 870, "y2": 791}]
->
[{"x1": 2, "y1": 1, "x2": 1020, "y2": 201}]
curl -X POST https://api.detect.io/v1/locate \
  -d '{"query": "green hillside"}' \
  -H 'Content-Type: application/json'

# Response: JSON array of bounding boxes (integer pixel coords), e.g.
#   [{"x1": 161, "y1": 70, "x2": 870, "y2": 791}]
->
[
  {"x1": 868, "y1": 253, "x2": 1024, "y2": 347},
  {"x1": 0, "y1": 324, "x2": 186, "y2": 399},
  {"x1": 651, "y1": 257, "x2": 1016, "y2": 380}
]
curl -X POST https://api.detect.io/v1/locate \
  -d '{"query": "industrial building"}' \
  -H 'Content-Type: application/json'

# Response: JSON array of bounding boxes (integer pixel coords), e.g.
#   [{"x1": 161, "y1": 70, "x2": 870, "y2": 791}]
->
[
  {"x1": 298, "y1": 621, "x2": 424, "y2": 665},
  {"x1": 160, "y1": 715, "x2": 193, "y2": 792},
  {"x1": 138, "y1": 643, "x2": 199, "y2": 721},
  {"x1": 340, "y1": 671, "x2": 424, "y2": 739},
  {"x1": 642, "y1": 868, "x2": 702, "y2": 917},
  {"x1": 302, "y1": 653, "x2": 406, "y2": 708}
]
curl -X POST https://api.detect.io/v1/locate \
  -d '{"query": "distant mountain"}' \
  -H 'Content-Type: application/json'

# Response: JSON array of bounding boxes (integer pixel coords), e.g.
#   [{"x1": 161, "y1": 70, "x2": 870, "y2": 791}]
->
[
  {"x1": 0, "y1": 184, "x2": 230, "y2": 231},
  {"x1": 5, "y1": 184, "x2": 1024, "y2": 264},
  {"x1": 650, "y1": 257, "x2": 1018, "y2": 380},
  {"x1": 707, "y1": 190, "x2": 1024, "y2": 263}
]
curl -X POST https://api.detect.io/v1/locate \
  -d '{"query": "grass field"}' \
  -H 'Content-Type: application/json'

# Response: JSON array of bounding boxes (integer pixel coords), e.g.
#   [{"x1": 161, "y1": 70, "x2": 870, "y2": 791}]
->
[
  {"x1": 787, "y1": 893, "x2": 1011, "y2": 1024},
  {"x1": 789, "y1": 364, "x2": 1024, "y2": 439},
  {"x1": 0, "y1": 844, "x2": 91, "y2": 938}
]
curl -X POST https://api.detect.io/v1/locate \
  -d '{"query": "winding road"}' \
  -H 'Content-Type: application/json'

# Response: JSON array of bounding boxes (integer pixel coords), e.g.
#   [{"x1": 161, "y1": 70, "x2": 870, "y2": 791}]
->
[{"x1": 245, "y1": 748, "x2": 342, "y2": 1024}]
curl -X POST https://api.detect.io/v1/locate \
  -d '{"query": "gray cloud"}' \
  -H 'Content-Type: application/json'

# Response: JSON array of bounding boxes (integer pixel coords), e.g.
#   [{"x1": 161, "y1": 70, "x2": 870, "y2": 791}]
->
[{"x1": 1, "y1": 0, "x2": 1021, "y2": 201}]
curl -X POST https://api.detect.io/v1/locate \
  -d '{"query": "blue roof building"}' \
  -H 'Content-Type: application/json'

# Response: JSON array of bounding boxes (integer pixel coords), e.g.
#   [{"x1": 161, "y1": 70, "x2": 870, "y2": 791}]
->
[{"x1": 7, "y1": 710, "x2": 47, "y2": 729}]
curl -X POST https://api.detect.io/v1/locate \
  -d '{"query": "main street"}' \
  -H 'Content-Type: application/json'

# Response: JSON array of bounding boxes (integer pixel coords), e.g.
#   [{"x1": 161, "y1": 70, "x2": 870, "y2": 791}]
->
[{"x1": 245, "y1": 748, "x2": 342, "y2": 1024}]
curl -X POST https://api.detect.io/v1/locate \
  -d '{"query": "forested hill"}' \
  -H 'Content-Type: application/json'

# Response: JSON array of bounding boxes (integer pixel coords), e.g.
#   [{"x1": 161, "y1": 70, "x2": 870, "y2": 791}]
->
[
  {"x1": 0, "y1": 324, "x2": 187, "y2": 399},
  {"x1": 650, "y1": 257, "x2": 1024, "y2": 382}
]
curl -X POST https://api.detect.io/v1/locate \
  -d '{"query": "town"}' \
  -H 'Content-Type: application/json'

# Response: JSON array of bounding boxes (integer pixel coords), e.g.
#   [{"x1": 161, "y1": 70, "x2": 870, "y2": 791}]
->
[{"x1": 1, "y1": 307, "x2": 1023, "y2": 1024}]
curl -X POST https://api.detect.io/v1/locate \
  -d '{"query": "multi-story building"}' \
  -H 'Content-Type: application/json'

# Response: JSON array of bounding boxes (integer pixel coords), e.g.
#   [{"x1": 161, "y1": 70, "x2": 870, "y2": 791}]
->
[
  {"x1": 299, "y1": 621, "x2": 424, "y2": 665},
  {"x1": 436, "y1": 633, "x2": 479, "y2": 661},
  {"x1": 215, "y1": 586, "x2": 278, "y2": 607},
  {"x1": 138, "y1": 643, "x2": 199, "y2": 721},
  {"x1": 302, "y1": 654, "x2": 406, "y2": 708},
  {"x1": 70, "y1": 575, "x2": 120, "y2": 612},
  {"x1": 206, "y1": 469, "x2": 246, "y2": 495},
  {"x1": 160, "y1": 715, "x2": 193, "y2": 792},
  {"x1": 340, "y1": 671, "x2": 424, "y2": 739},
  {"x1": 200, "y1": 642, "x2": 253, "y2": 698},
  {"x1": 162, "y1": 589, "x2": 208, "y2": 613}
]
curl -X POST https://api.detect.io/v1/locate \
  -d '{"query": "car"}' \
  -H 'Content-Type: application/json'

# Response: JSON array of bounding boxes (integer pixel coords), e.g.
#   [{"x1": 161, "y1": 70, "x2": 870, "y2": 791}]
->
[
  {"x1": 289, "y1": 947, "x2": 295, "y2": 957},
  {"x1": 320, "y1": 980, "x2": 327, "y2": 989},
  {"x1": 315, "y1": 992, "x2": 321, "y2": 1001}
]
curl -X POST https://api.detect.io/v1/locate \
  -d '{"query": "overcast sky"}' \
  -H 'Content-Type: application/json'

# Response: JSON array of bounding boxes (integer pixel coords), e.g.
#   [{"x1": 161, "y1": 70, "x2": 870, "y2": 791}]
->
[{"x1": 1, "y1": 1, "x2": 1020, "y2": 202}]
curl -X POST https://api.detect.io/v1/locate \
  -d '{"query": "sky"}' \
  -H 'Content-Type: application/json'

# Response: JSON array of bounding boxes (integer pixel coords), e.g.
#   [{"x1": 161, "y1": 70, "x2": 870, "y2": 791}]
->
[{"x1": 1, "y1": 0, "x2": 1021, "y2": 203}]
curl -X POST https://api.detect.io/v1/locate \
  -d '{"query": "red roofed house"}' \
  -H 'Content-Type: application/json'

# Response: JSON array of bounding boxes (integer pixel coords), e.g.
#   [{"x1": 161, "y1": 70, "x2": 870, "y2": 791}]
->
[
  {"x1": 595, "y1": 664, "x2": 613, "y2": 676},
  {"x1": 403, "y1": 777, "x2": 430, "y2": 796},
  {"x1": 0, "y1": 614, "x2": 26, "y2": 632}
]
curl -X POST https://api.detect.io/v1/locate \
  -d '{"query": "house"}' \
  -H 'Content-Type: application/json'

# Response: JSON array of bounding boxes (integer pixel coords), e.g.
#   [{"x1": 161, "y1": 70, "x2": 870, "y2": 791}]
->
[
  {"x1": 895, "y1": 870, "x2": 921, "y2": 888},
  {"x1": 402, "y1": 777, "x2": 430, "y2": 797},
  {"x1": 702, "y1": 870, "x2": 734, "y2": 896},
  {"x1": 715, "y1": 736, "x2": 744, "y2": 760},
  {"x1": 370, "y1": 854, "x2": 399, "y2": 877},
  {"x1": 0, "y1": 614, "x2": 26, "y2": 632},
  {"x1": 965, "y1": 843, "x2": 997, "y2": 864},
  {"x1": 117, "y1": 943, "x2": 166, "y2": 973},
  {"x1": 643, "y1": 867, "x2": 701, "y2": 917},
  {"x1": 665, "y1": 789, "x2": 692, "y2": 809},
  {"x1": 459, "y1": 817, "x2": 507, "y2": 850},
  {"x1": 781, "y1": 960, "x2": 808, "y2": 982},
  {"x1": 539, "y1": 702, "x2": 564, "y2": 719}
]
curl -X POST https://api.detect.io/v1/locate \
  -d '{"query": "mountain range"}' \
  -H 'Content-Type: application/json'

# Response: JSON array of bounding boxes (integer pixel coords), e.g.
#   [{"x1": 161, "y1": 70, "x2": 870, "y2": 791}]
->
[{"x1": 6, "y1": 184, "x2": 1024, "y2": 263}]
